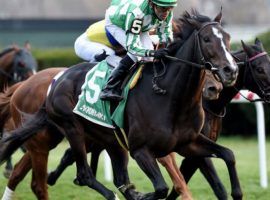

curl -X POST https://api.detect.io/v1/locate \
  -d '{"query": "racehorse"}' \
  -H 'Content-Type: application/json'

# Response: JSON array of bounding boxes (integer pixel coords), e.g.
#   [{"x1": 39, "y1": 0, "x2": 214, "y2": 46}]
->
[
  {"x1": 0, "y1": 43, "x2": 37, "y2": 91},
  {"x1": 47, "y1": 38, "x2": 270, "y2": 200},
  {"x1": 0, "y1": 10, "x2": 239, "y2": 200},
  {"x1": 0, "y1": 42, "x2": 37, "y2": 178},
  {"x1": 166, "y1": 38, "x2": 270, "y2": 200},
  {"x1": 0, "y1": 66, "x2": 222, "y2": 200}
]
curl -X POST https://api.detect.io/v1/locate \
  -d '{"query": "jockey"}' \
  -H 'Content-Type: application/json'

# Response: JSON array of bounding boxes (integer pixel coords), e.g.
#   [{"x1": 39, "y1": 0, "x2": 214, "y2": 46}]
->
[{"x1": 99, "y1": 0, "x2": 177, "y2": 101}]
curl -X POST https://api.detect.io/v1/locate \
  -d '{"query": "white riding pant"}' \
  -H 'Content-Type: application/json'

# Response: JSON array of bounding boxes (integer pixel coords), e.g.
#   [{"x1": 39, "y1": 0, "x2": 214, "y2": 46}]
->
[{"x1": 74, "y1": 33, "x2": 115, "y2": 62}]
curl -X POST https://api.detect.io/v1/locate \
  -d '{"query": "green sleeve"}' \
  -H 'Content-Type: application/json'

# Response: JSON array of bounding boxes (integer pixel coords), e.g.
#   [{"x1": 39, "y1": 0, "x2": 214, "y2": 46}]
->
[{"x1": 125, "y1": 13, "x2": 150, "y2": 57}]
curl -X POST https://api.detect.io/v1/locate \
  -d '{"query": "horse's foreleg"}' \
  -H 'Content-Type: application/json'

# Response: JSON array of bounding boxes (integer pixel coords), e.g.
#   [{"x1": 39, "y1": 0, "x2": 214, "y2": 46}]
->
[
  {"x1": 157, "y1": 153, "x2": 192, "y2": 200},
  {"x1": 180, "y1": 134, "x2": 242, "y2": 200},
  {"x1": 199, "y1": 158, "x2": 228, "y2": 200},
  {"x1": 107, "y1": 147, "x2": 143, "y2": 200},
  {"x1": 166, "y1": 157, "x2": 200, "y2": 200},
  {"x1": 131, "y1": 147, "x2": 169, "y2": 200},
  {"x1": 47, "y1": 148, "x2": 74, "y2": 186}
]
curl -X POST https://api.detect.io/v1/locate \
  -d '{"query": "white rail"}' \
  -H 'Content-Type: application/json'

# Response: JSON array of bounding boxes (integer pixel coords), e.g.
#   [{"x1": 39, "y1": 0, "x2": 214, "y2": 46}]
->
[{"x1": 231, "y1": 90, "x2": 268, "y2": 188}]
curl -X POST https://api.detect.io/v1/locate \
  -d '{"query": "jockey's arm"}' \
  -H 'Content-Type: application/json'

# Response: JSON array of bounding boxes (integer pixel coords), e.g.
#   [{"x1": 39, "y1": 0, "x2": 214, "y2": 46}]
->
[{"x1": 125, "y1": 13, "x2": 152, "y2": 58}]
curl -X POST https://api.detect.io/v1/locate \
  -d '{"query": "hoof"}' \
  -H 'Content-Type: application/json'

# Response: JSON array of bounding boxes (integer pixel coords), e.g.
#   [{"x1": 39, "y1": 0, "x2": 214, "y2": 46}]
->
[{"x1": 47, "y1": 172, "x2": 57, "y2": 186}]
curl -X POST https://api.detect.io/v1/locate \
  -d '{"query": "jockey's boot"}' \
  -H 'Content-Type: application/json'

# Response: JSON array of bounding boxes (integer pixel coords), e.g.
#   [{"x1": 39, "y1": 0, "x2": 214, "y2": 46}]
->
[{"x1": 100, "y1": 55, "x2": 135, "y2": 101}]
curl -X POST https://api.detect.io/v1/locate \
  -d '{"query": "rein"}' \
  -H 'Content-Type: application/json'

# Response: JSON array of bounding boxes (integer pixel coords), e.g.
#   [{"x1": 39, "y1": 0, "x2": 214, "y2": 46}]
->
[
  {"x1": 152, "y1": 21, "x2": 221, "y2": 94},
  {"x1": 203, "y1": 104, "x2": 226, "y2": 118},
  {"x1": 235, "y1": 51, "x2": 269, "y2": 102}
]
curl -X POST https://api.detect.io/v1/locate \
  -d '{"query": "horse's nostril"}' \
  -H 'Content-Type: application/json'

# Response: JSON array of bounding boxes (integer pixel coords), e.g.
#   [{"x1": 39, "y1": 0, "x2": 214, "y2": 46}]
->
[
  {"x1": 223, "y1": 66, "x2": 232, "y2": 74},
  {"x1": 208, "y1": 86, "x2": 217, "y2": 92}
]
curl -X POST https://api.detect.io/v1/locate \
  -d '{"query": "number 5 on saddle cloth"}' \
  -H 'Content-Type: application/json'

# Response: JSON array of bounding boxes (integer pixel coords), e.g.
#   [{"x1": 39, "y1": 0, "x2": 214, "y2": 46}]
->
[{"x1": 73, "y1": 56, "x2": 143, "y2": 130}]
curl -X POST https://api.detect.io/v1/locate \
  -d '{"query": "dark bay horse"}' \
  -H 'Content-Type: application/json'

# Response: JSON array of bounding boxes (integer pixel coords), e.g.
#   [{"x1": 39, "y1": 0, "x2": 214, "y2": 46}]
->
[
  {"x1": 48, "y1": 38, "x2": 270, "y2": 200},
  {"x1": 166, "y1": 38, "x2": 270, "y2": 200},
  {"x1": 0, "y1": 64, "x2": 222, "y2": 200},
  {"x1": 0, "y1": 10, "x2": 239, "y2": 200},
  {"x1": 0, "y1": 42, "x2": 37, "y2": 178}
]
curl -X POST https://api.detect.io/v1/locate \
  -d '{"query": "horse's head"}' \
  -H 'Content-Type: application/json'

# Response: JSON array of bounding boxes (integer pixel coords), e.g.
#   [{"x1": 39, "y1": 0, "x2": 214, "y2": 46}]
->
[
  {"x1": 203, "y1": 70, "x2": 223, "y2": 100},
  {"x1": 12, "y1": 42, "x2": 38, "y2": 82},
  {"x1": 178, "y1": 9, "x2": 238, "y2": 87},
  {"x1": 241, "y1": 38, "x2": 270, "y2": 102}
]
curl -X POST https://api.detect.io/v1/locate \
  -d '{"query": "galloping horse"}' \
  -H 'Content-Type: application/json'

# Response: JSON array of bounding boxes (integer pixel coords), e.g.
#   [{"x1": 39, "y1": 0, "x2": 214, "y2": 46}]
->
[
  {"x1": 0, "y1": 10, "x2": 239, "y2": 200},
  {"x1": 48, "y1": 38, "x2": 270, "y2": 200},
  {"x1": 0, "y1": 66, "x2": 222, "y2": 200},
  {"x1": 166, "y1": 38, "x2": 270, "y2": 200},
  {"x1": 0, "y1": 42, "x2": 37, "y2": 178}
]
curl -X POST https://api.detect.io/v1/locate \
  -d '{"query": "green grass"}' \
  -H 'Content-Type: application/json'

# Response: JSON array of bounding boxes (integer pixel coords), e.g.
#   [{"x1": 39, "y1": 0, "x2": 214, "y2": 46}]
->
[{"x1": 0, "y1": 136, "x2": 270, "y2": 200}]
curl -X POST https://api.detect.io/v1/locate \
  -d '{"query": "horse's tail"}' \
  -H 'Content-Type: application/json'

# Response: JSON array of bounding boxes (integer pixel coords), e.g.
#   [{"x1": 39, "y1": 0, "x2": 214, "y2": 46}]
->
[
  {"x1": 0, "y1": 82, "x2": 22, "y2": 134},
  {"x1": 0, "y1": 106, "x2": 48, "y2": 165}
]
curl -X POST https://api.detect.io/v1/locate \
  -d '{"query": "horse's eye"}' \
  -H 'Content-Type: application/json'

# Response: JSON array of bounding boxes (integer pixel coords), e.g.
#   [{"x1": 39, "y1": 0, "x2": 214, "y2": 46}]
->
[
  {"x1": 256, "y1": 67, "x2": 264, "y2": 74},
  {"x1": 203, "y1": 37, "x2": 210, "y2": 43}
]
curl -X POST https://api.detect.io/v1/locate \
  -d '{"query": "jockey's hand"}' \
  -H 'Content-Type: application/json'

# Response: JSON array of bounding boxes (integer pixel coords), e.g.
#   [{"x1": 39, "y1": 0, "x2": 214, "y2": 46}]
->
[{"x1": 149, "y1": 48, "x2": 169, "y2": 59}]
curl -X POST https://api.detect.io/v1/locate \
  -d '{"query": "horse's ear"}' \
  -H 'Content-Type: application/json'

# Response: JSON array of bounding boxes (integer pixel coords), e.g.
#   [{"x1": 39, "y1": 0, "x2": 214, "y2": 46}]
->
[
  {"x1": 12, "y1": 44, "x2": 19, "y2": 51},
  {"x1": 241, "y1": 40, "x2": 253, "y2": 56},
  {"x1": 214, "y1": 7, "x2": 222, "y2": 23},
  {"x1": 255, "y1": 38, "x2": 265, "y2": 51},
  {"x1": 24, "y1": 41, "x2": 31, "y2": 51}
]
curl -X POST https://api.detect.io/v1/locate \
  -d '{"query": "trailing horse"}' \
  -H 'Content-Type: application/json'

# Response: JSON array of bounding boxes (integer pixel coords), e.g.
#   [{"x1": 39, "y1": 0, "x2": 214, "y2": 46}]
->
[
  {"x1": 0, "y1": 42, "x2": 37, "y2": 178},
  {"x1": 0, "y1": 10, "x2": 238, "y2": 200}
]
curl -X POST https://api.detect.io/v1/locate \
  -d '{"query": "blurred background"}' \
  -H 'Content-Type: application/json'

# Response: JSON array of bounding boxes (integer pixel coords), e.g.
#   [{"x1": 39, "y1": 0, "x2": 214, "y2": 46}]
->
[{"x1": 1, "y1": 0, "x2": 270, "y2": 136}]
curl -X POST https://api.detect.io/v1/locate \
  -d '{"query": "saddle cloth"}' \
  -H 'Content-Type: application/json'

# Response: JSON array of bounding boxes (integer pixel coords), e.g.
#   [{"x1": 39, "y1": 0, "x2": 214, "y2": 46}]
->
[{"x1": 73, "y1": 59, "x2": 141, "y2": 129}]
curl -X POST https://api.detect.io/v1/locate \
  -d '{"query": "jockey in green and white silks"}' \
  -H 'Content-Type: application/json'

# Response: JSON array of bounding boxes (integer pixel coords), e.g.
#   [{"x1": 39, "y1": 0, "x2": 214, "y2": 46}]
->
[{"x1": 100, "y1": 0, "x2": 178, "y2": 102}]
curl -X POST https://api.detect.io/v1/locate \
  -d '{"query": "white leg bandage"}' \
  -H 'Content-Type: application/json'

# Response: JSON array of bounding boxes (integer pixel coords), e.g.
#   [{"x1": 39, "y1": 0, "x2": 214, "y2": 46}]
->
[{"x1": 1, "y1": 187, "x2": 14, "y2": 200}]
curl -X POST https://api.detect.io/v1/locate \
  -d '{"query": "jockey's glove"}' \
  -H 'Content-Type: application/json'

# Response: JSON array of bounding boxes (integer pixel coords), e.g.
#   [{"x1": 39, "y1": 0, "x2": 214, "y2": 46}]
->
[{"x1": 147, "y1": 48, "x2": 169, "y2": 59}]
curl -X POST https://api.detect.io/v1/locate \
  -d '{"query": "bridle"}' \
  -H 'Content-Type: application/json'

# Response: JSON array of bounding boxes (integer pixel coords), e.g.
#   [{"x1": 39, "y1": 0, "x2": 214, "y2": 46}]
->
[
  {"x1": 235, "y1": 51, "x2": 270, "y2": 102},
  {"x1": 152, "y1": 21, "x2": 223, "y2": 94},
  {"x1": 165, "y1": 22, "x2": 220, "y2": 72}
]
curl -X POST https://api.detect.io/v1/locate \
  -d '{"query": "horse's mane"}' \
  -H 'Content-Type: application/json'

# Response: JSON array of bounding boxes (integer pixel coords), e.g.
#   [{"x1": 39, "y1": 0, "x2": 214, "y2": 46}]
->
[
  {"x1": 169, "y1": 9, "x2": 212, "y2": 54},
  {"x1": 0, "y1": 47, "x2": 15, "y2": 58}
]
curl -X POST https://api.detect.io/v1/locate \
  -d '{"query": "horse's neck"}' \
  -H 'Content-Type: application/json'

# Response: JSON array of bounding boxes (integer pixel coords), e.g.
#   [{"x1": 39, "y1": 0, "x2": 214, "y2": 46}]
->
[{"x1": 167, "y1": 37, "x2": 205, "y2": 109}]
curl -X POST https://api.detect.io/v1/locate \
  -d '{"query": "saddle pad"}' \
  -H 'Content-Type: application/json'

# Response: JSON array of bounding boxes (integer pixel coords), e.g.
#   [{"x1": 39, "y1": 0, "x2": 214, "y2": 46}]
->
[{"x1": 73, "y1": 60, "x2": 140, "y2": 129}]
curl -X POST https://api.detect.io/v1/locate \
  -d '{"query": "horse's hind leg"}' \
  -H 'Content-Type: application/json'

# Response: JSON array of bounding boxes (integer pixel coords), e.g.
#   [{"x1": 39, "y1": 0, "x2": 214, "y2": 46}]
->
[
  {"x1": 54, "y1": 119, "x2": 117, "y2": 200},
  {"x1": 47, "y1": 148, "x2": 74, "y2": 186},
  {"x1": 1, "y1": 152, "x2": 32, "y2": 200},
  {"x1": 158, "y1": 153, "x2": 192, "y2": 200},
  {"x1": 30, "y1": 150, "x2": 49, "y2": 200},
  {"x1": 107, "y1": 147, "x2": 144, "y2": 200},
  {"x1": 131, "y1": 147, "x2": 169, "y2": 200},
  {"x1": 89, "y1": 144, "x2": 103, "y2": 177},
  {"x1": 180, "y1": 134, "x2": 242, "y2": 200},
  {"x1": 199, "y1": 158, "x2": 228, "y2": 200}
]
